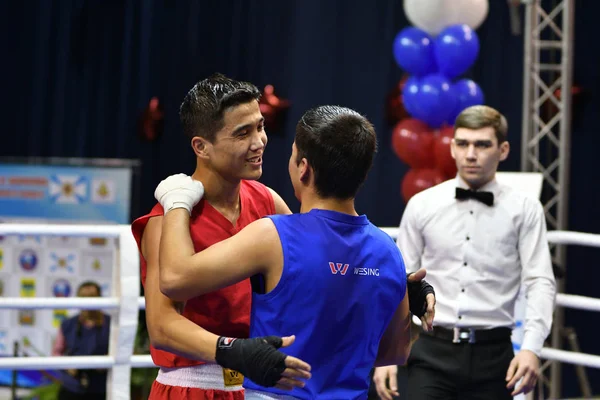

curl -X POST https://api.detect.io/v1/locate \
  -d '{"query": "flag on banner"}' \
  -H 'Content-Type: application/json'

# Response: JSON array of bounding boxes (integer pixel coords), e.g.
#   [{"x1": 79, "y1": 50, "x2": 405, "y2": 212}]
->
[
  {"x1": 18, "y1": 249, "x2": 39, "y2": 272},
  {"x1": 48, "y1": 175, "x2": 88, "y2": 204},
  {"x1": 92, "y1": 179, "x2": 116, "y2": 203},
  {"x1": 82, "y1": 252, "x2": 112, "y2": 277},
  {"x1": 51, "y1": 279, "x2": 72, "y2": 297},
  {"x1": 49, "y1": 251, "x2": 77, "y2": 274},
  {"x1": 89, "y1": 237, "x2": 108, "y2": 247},
  {"x1": 53, "y1": 310, "x2": 68, "y2": 328},
  {"x1": 18, "y1": 310, "x2": 35, "y2": 326},
  {"x1": 20, "y1": 278, "x2": 36, "y2": 297}
]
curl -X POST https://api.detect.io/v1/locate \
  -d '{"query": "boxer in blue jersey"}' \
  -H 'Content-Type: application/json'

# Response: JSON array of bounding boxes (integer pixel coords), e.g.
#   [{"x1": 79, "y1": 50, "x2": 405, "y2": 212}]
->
[{"x1": 156, "y1": 105, "x2": 417, "y2": 399}]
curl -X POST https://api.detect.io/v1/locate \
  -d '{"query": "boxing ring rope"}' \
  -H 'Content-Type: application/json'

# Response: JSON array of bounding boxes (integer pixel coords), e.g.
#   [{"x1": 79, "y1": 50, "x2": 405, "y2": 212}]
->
[
  {"x1": 0, "y1": 225, "x2": 598, "y2": 400},
  {"x1": 0, "y1": 224, "x2": 145, "y2": 400},
  {"x1": 0, "y1": 297, "x2": 147, "y2": 310}
]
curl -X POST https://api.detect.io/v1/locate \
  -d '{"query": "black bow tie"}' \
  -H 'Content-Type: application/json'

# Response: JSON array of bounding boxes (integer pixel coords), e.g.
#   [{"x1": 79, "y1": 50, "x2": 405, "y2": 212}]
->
[{"x1": 455, "y1": 187, "x2": 494, "y2": 206}]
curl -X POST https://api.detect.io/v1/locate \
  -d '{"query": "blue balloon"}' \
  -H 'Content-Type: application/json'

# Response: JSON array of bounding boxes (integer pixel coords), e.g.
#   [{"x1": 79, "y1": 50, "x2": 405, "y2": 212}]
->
[
  {"x1": 402, "y1": 75, "x2": 422, "y2": 117},
  {"x1": 434, "y1": 24, "x2": 480, "y2": 79},
  {"x1": 392, "y1": 27, "x2": 438, "y2": 77},
  {"x1": 408, "y1": 74, "x2": 457, "y2": 128},
  {"x1": 448, "y1": 79, "x2": 485, "y2": 124}
]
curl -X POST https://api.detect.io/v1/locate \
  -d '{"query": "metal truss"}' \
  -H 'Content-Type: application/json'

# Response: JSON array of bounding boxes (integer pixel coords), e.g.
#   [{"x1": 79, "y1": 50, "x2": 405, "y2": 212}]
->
[{"x1": 520, "y1": 0, "x2": 575, "y2": 398}]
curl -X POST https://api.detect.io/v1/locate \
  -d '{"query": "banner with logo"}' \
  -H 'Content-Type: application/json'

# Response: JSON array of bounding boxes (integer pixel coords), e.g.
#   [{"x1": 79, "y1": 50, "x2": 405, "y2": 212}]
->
[
  {"x1": 0, "y1": 234, "x2": 115, "y2": 357},
  {"x1": 0, "y1": 163, "x2": 132, "y2": 224},
  {"x1": 0, "y1": 160, "x2": 134, "y2": 386}
]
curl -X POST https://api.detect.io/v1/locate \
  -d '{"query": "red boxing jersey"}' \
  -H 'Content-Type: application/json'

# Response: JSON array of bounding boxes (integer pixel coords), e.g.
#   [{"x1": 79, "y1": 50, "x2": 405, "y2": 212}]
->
[{"x1": 131, "y1": 180, "x2": 275, "y2": 368}]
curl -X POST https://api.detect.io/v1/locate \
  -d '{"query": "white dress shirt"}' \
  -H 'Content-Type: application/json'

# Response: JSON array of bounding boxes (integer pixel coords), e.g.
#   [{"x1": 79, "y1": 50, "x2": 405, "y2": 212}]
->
[{"x1": 398, "y1": 176, "x2": 556, "y2": 356}]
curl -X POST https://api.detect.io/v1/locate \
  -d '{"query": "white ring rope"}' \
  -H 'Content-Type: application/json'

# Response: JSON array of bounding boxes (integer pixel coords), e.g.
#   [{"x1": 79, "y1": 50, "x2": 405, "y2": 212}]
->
[
  {"x1": 380, "y1": 228, "x2": 600, "y2": 248},
  {"x1": 0, "y1": 297, "x2": 121, "y2": 309},
  {"x1": 0, "y1": 294, "x2": 593, "y2": 313},
  {"x1": 547, "y1": 230, "x2": 600, "y2": 247},
  {"x1": 0, "y1": 224, "x2": 599, "y2": 399},
  {"x1": 0, "y1": 355, "x2": 153, "y2": 370},
  {"x1": 0, "y1": 223, "x2": 123, "y2": 237},
  {"x1": 540, "y1": 348, "x2": 600, "y2": 370},
  {"x1": 556, "y1": 293, "x2": 600, "y2": 313}
]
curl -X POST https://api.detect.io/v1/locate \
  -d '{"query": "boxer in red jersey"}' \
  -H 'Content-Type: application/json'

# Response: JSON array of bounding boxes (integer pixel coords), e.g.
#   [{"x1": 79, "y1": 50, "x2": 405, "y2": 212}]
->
[
  {"x1": 131, "y1": 74, "x2": 310, "y2": 399},
  {"x1": 132, "y1": 73, "x2": 434, "y2": 399}
]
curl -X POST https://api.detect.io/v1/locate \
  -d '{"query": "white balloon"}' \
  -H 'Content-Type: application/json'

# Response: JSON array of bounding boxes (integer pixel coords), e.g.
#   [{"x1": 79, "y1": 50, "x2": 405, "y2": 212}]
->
[
  {"x1": 403, "y1": 0, "x2": 489, "y2": 36},
  {"x1": 447, "y1": 0, "x2": 489, "y2": 31},
  {"x1": 403, "y1": 0, "x2": 452, "y2": 36}
]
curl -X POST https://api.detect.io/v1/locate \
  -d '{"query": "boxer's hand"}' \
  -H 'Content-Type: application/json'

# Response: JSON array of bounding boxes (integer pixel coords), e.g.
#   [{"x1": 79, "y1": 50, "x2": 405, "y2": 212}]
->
[
  {"x1": 215, "y1": 335, "x2": 311, "y2": 390},
  {"x1": 154, "y1": 174, "x2": 204, "y2": 214},
  {"x1": 407, "y1": 269, "x2": 435, "y2": 331}
]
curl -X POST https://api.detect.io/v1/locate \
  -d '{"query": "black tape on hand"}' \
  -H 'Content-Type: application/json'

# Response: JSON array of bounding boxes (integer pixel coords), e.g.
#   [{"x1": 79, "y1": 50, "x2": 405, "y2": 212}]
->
[
  {"x1": 407, "y1": 274, "x2": 435, "y2": 318},
  {"x1": 215, "y1": 336, "x2": 287, "y2": 387}
]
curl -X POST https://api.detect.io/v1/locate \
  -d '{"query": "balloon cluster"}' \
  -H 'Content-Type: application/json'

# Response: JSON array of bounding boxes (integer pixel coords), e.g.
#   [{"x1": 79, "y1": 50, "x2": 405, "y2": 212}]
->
[{"x1": 389, "y1": 0, "x2": 489, "y2": 203}]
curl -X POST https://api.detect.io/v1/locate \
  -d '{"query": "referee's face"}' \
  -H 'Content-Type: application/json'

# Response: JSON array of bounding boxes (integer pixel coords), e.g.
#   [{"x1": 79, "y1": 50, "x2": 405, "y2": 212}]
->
[{"x1": 451, "y1": 127, "x2": 509, "y2": 189}]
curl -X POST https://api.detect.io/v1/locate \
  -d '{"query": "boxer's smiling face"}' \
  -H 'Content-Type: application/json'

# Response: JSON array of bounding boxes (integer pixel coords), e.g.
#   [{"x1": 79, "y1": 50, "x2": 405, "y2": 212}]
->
[{"x1": 198, "y1": 100, "x2": 268, "y2": 182}]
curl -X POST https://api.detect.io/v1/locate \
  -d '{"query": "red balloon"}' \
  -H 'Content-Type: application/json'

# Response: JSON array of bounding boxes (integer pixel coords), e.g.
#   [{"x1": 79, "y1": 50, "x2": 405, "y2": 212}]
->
[
  {"x1": 259, "y1": 84, "x2": 290, "y2": 132},
  {"x1": 433, "y1": 125, "x2": 458, "y2": 179},
  {"x1": 401, "y1": 168, "x2": 445, "y2": 203},
  {"x1": 385, "y1": 75, "x2": 410, "y2": 126},
  {"x1": 391, "y1": 119, "x2": 436, "y2": 168}
]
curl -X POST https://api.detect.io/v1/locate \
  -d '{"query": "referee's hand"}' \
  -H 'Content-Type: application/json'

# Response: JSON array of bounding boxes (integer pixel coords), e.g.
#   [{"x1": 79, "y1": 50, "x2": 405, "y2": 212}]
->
[{"x1": 373, "y1": 365, "x2": 399, "y2": 400}]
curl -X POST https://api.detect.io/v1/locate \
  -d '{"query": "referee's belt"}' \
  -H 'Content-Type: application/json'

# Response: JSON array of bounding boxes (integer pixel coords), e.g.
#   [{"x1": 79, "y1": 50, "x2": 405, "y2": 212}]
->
[{"x1": 422, "y1": 326, "x2": 512, "y2": 344}]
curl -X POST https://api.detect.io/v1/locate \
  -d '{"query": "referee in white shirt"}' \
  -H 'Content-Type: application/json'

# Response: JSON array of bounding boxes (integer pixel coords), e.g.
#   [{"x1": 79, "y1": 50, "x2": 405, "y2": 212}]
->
[{"x1": 373, "y1": 105, "x2": 556, "y2": 400}]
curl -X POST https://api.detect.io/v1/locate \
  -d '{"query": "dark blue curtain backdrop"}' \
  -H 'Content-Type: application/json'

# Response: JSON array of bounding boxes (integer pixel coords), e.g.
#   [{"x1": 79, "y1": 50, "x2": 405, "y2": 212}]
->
[{"x1": 1, "y1": 1, "x2": 598, "y2": 396}]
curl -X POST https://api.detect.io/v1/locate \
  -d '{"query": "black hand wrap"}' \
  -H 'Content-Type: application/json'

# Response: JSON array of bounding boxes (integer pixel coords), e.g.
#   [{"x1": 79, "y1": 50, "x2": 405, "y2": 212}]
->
[
  {"x1": 215, "y1": 336, "x2": 287, "y2": 387},
  {"x1": 407, "y1": 273, "x2": 435, "y2": 318}
]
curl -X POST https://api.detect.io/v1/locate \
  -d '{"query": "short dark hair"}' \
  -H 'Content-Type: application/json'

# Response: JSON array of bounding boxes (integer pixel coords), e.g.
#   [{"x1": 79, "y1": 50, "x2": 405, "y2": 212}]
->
[
  {"x1": 454, "y1": 105, "x2": 508, "y2": 144},
  {"x1": 295, "y1": 105, "x2": 378, "y2": 199},
  {"x1": 78, "y1": 281, "x2": 101, "y2": 296},
  {"x1": 179, "y1": 73, "x2": 261, "y2": 142}
]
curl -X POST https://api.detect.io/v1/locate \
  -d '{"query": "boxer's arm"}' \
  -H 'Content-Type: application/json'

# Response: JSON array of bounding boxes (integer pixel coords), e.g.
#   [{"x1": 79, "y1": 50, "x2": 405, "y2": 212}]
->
[
  {"x1": 160, "y1": 210, "x2": 281, "y2": 301},
  {"x1": 142, "y1": 216, "x2": 220, "y2": 361},
  {"x1": 374, "y1": 287, "x2": 411, "y2": 367},
  {"x1": 267, "y1": 187, "x2": 292, "y2": 215},
  {"x1": 146, "y1": 216, "x2": 310, "y2": 389}
]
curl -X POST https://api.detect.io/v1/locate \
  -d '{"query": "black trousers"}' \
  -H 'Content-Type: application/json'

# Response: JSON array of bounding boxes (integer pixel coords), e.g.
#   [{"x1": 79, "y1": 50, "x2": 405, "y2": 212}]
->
[{"x1": 406, "y1": 334, "x2": 515, "y2": 400}]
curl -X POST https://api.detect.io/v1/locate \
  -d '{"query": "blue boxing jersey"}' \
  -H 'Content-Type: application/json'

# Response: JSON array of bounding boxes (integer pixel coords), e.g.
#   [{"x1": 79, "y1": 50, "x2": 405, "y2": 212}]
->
[{"x1": 244, "y1": 209, "x2": 407, "y2": 399}]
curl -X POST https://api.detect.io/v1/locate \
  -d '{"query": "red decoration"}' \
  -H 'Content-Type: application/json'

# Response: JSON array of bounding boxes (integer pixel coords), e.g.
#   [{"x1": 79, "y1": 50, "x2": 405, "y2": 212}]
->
[
  {"x1": 138, "y1": 97, "x2": 164, "y2": 142},
  {"x1": 385, "y1": 75, "x2": 410, "y2": 126},
  {"x1": 259, "y1": 84, "x2": 290, "y2": 132}
]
